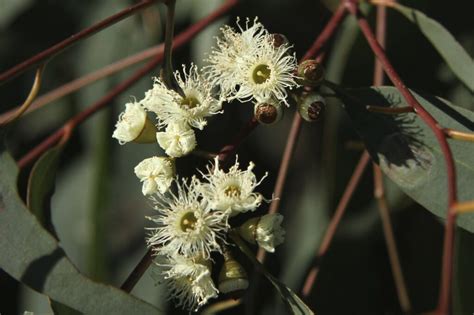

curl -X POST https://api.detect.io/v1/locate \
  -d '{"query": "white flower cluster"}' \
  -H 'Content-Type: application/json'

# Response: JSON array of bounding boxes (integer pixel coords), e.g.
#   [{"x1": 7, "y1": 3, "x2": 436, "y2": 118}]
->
[
  {"x1": 112, "y1": 17, "x2": 293, "y2": 312},
  {"x1": 146, "y1": 157, "x2": 284, "y2": 311}
]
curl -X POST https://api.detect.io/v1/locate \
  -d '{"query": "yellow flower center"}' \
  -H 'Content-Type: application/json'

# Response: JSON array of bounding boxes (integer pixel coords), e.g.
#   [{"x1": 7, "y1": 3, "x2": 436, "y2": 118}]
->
[
  {"x1": 180, "y1": 211, "x2": 198, "y2": 232},
  {"x1": 224, "y1": 185, "x2": 241, "y2": 198},
  {"x1": 181, "y1": 96, "x2": 200, "y2": 109},
  {"x1": 252, "y1": 64, "x2": 271, "y2": 84}
]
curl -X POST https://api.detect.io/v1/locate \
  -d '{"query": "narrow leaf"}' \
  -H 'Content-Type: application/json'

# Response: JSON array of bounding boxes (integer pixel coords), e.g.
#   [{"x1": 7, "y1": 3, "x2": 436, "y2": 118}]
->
[
  {"x1": 393, "y1": 4, "x2": 474, "y2": 92},
  {"x1": 0, "y1": 146, "x2": 162, "y2": 314},
  {"x1": 231, "y1": 232, "x2": 314, "y2": 315},
  {"x1": 27, "y1": 145, "x2": 63, "y2": 235},
  {"x1": 339, "y1": 86, "x2": 474, "y2": 232}
]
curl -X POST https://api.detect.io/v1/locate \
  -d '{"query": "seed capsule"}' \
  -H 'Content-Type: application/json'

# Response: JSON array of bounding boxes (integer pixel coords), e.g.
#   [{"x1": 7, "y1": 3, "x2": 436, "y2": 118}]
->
[
  {"x1": 298, "y1": 93, "x2": 326, "y2": 122},
  {"x1": 254, "y1": 101, "x2": 283, "y2": 125},
  {"x1": 296, "y1": 60, "x2": 325, "y2": 87}
]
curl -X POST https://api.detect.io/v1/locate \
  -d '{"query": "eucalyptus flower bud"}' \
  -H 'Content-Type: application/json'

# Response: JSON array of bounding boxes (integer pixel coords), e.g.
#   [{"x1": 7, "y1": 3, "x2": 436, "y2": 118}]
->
[
  {"x1": 218, "y1": 249, "x2": 249, "y2": 295},
  {"x1": 254, "y1": 101, "x2": 283, "y2": 125},
  {"x1": 112, "y1": 102, "x2": 157, "y2": 144},
  {"x1": 238, "y1": 214, "x2": 285, "y2": 253},
  {"x1": 296, "y1": 60, "x2": 325, "y2": 87},
  {"x1": 298, "y1": 93, "x2": 326, "y2": 122},
  {"x1": 269, "y1": 33, "x2": 289, "y2": 48}
]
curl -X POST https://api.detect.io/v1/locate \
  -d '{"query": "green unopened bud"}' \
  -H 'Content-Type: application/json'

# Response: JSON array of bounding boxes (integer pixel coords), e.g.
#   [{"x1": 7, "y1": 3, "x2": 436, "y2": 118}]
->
[
  {"x1": 134, "y1": 116, "x2": 158, "y2": 143},
  {"x1": 254, "y1": 101, "x2": 283, "y2": 125},
  {"x1": 238, "y1": 214, "x2": 286, "y2": 253},
  {"x1": 298, "y1": 93, "x2": 326, "y2": 122},
  {"x1": 296, "y1": 60, "x2": 325, "y2": 87},
  {"x1": 218, "y1": 249, "x2": 249, "y2": 295},
  {"x1": 238, "y1": 217, "x2": 260, "y2": 245}
]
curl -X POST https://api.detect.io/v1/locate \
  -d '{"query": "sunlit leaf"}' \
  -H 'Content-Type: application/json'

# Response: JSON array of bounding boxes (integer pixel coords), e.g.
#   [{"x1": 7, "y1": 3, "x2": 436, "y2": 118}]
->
[
  {"x1": 339, "y1": 86, "x2": 474, "y2": 232},
  {"x1": 0, "y1": 146, "x2": 162, "y2": 314},
  {"x1": 393, "y1": 4, "x2": 474, "y2": 92}
]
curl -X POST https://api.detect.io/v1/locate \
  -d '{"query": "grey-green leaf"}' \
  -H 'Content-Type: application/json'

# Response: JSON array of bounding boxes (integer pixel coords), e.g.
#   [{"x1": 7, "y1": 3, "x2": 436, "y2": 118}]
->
[
  {"x1": 393, "y1": 4, "x2": 474, "y2": 92},
  {"x1": 231, "y1": 233, "x2": 314, "y2": 315},
  {"x1": 0, "y1": 147, "x2": 162, "y2": 314},
  {"x1": 27, "y1": 145, "x2": 63, "y2": 234},
  {"x1": 339, "y1": 86, "x2": 474, "y2": 232}
]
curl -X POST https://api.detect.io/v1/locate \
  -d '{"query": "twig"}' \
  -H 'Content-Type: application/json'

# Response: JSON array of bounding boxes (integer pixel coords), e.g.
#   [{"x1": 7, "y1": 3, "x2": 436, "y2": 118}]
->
[
  {"x1": 17, "y1": 0, "x2": 238, "y2": 169},
  {"x1": 346, "y1": 3, "x2": 458, "y2": 314},
  {"x1": 0, "y1": 0, "x2": 164, "y2": 85},
  {"x1": 256, "y1": 0, "x2": 349, "y2": 266},
  {"x1": 217, "y1": 117, "x2": 259, "y2": 162},
  {"x1": 0, "y1": 46, "x2": 162, "y2": 123},
  {"x1": 372, "y1": 6, "x2": 411, "y2": 313},
  {"x1": 301, "y1": 150, "x2": 371, "y2": 297},
  {"x1": 161, "y1": 0, "x2": 184, "y2": 96},
  {"x1": 120, "y1": 249, "x2": 154, "y2": 292},
  {"x1": 452, "y1": 201, "x2": 474, "y2": 214},
  {"x1": 366, "y1": 105, "x2": 414, "y2": 114},
  {"x1": 301, "y1": 2, "x2": 348, "y2": 61},
  {"x1": 201, "y1": 298, "x2": 242, "y2": 315},
  {"x1": 444, "y1": 128, "x2": 474, "y2": 142},
  {"x1": 1, "y1": 64, "x2": 45, "y2": 126},
  {"x1": 256, "y1": 113, "x2": 302, "y2": 263}
]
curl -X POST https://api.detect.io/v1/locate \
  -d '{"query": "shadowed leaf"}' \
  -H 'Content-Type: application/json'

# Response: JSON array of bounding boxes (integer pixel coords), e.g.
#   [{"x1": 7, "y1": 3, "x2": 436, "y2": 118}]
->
[
  {"x1": 393, "y1": 4, "x2": 474, "y2": 92},
  {"x1": 340, "y1": 86, "x2": 474, "y2": 232},
  {"x1": 232, "y1": 233, "x2": 314, "y2": 315},
  {"x1": 0, "y1": 146, "x2": 162, "y2": 314},
  {"x1": 27, "y1": 145, "x2": 63, "y2": 235}
]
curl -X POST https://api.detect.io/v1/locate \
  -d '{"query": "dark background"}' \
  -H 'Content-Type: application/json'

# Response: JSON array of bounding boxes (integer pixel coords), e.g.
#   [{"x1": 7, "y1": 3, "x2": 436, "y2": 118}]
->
[{"x1": 0, "y1": 0, "x2": 472, "y2": 314}]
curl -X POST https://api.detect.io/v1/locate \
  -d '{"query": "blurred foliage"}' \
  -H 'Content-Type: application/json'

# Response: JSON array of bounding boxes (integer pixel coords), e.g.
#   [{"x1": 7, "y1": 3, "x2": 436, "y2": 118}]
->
[{"x1": 0, "y1": 0, "x2": 472, "y2": 314}]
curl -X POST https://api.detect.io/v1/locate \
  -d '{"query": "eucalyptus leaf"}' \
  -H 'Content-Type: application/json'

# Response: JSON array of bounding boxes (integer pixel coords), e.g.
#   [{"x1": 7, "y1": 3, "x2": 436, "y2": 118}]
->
[
  {"x1": 393, "y1": 4, "x2": 474, "y2": 92},
  {"x1": 0, "y1": 147, "x2": 162, "y2": 314},
  {"x1": 231, "y1": 233, "x2": 314, "y2": 315},
  {"x1": 27, "y1": 145, "x2": 63, "y2": 235},
  {"x1": 339, "y1": 86, "x2": 474, "y2": 232}
]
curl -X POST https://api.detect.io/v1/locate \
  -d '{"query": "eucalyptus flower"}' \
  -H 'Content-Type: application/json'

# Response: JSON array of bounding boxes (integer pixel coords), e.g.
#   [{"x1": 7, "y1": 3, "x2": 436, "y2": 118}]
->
[
  {"x1": 199, "y1": 156, "x2": 267, "y2": 216},
  {"x1": 157, "y1": 253, "x2": 218, "y2": 312},
  {"x1": 146, "y1": 178, "x2": 229, "y2": 259},
  {"x1": 134, "y1": 156, "x2": 174, "y2": 195},
  {"x1": 156, "y1": 122, "x2": 197, "y2": 158},
  {"x1": 142, "y1": 64, "x2": 222, "y2": 130},
  {"x1": 205, "y1": 17, "x2": 298, "y2": 106}
]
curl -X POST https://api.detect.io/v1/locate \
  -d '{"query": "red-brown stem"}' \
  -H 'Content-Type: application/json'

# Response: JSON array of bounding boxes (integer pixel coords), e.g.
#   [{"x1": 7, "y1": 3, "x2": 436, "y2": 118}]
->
[
  {"x1": 256, "y1": 0, "x2": 348, "y2": 265},
  {"x1": 0, "y1": 0, "x2": 165, "y2": 85},
  {"x1": 346, "y1": 3, "x2": 457, "y2": 314},
  {"x1": 18, "y1": 57, "x2": 161, "y2": 168},
  {"x1": 301, "y1": 150, "x2": 371, "y2": 297},
  {"x1": 120, "y1": 249, "x2": 154, "y2": 292},
  {"x1": 17, "y1": 0, "x2": 238, "y2": 169},
  {"x1": 302, "y1": 2, "x2": 348, "y2": 61},
  {"x1": 217, "y1": 117, "x2": 259, "y2": 162},
  {"x1": 256, "y1": 113, "x2": 302, "y2": 263},
  {"x1": 372, "y1": 5, "x2": 411, "y2": 313},
  {"x1": 0, "y1": 45, "x2": 164, "y2": 123}
]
